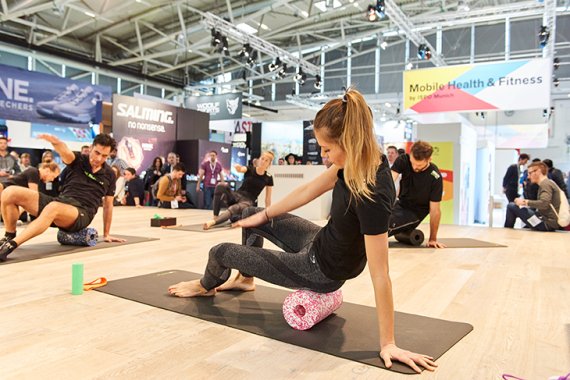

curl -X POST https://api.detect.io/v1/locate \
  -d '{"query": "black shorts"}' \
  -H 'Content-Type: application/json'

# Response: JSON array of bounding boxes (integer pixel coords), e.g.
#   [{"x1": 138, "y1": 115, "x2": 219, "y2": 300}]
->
[
  {"x1": 37, "y1": 193, "x2": 93, "y2": 232},
  {"x1": 388, "y1": 201, "x2": 428, "y2": 236}
]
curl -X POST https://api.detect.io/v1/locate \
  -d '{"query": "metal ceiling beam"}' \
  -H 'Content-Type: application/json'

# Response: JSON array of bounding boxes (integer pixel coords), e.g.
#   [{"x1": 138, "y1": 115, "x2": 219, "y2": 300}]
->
[
  {"x1": 225, "y1": 0, "x2": 234, "y2": 24},
  {"x1": 201, "y1": 12, "x2": 319, "y2": 75},
  {"x1": 384, "y1": 0, "x2": 446, "y2": 66},
  {"x1": 102, "y1": 36, "x2": 173, "y2": 69},
  {"x1": 36, "y1": 16, "x2": 103, "y2": 46},
  {"x1": 93, "y1": 0, "x2": 294, "y2": 74},
  {"x1": 542, "y1": 0, "x2": 556, "y2": 59},
  {"x1": 4, "y1": 16, "x2": 60, "y2": 34},
  {"x1": 0, "y1": 1, "x2": 54, "y2": 22},
  {"x1": 134, "y1": 20, "x2": 144, "y2": 59}
]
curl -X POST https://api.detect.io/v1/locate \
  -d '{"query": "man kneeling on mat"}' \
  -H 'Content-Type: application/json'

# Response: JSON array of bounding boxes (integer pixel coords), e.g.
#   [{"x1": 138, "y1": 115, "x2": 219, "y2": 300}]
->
[
  {"x1": 0, "y1": 134, "x2": 125, "y2": 262},
  {"x1": 169, "y1": 88, "x2": 436, "y2": 373},
  {"x1": 388, "y1": 141, "x2": 446, "y2": 248}
]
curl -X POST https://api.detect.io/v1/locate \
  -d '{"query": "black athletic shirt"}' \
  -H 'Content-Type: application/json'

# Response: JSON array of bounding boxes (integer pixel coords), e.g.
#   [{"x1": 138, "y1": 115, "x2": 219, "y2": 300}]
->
[
  {"x1": 60, "y1": 152, "x2": 116, "y2": 218},
  {"x1": 313, "y1": 159, "x2": 395, "y2": 281},
  {"x1": 2, "y1": 167, "x2": 40, "y2": 188},
  {"x1": 125, "y1": 177, "x2": 145, "y2": 206},
  {"x1": 236, "y1": 166, "x2": 274, "y2": 201},
  {"x1": 391, "y1": 154, "x2": 443, "y2": 217}
]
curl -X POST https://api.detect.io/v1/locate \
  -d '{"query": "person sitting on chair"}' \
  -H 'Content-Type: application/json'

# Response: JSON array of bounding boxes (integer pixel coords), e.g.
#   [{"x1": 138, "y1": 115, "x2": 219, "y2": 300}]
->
[
  {"x1": 203, "y1": 151, "x2": 274, "y2": 230},
  {"x1": 388, "y1": 140, "x2": 446, "y2": 248}
]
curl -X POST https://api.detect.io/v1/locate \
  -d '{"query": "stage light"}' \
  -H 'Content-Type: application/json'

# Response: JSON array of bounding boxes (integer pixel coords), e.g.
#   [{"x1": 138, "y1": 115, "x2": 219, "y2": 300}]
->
[
  {"x1": 417, "y1": 44, "x2": 431, "y2": 60},
  {"x1": 277, "y1": 64, "x2": 288, "y2": 79},
  {"x1": 294, "y1": 68, "x2": 307, "y2": 85},
  {"x1": 238, "y1": 43, "x2": 252, "y2": 58},
  {"x1": 268, "y1": 57, "x2": 282, "y2": 72},
  {"x1": 405, "y1": 61, "x2": 413, "y2": 70},
  {"x1": 247, "y1": 50, "x2": 258, "y2": 67},
  {"x1": 380, "y1": 40, "x2": 388, "y2": 50},
  {"x1": 553, "y1": 77, "x2": 560, "y2": 87},
  {"x1": 221, "y1": 36, "x2": 229, "y2": 55},
  {"x1": 366, "y1": 0, "x2": 386, "y2": 22},
  {"x1": 539, "y1": 26, "x2": 549, "y2": 49},
  {"x1": 554, "y1": 57, "x2": 560, "y2": 70},
  {"x1": 367, "y1": 5, "x2": 378, "y2": 21},
  {"x1": 314, "y1": 75, "x2": 322, "y2": 90}
]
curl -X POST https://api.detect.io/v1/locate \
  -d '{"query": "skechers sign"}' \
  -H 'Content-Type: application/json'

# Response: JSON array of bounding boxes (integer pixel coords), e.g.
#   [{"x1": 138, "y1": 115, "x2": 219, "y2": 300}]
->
[
  {"x1": 0, "y1": 63, "x2": 112, "y2": 126},
  {"x1": 185, "y1": 93, "x2": 242, "y2": 120}
]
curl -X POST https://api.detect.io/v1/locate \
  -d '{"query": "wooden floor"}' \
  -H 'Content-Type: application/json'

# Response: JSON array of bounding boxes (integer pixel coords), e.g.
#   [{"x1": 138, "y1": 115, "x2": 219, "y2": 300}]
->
[{"x1": 1, "y1": 207, "x2": 569, "y2": 379}]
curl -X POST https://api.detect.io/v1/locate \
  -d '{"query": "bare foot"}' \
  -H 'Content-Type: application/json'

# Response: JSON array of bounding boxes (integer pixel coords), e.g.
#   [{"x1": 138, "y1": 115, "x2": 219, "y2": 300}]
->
[
  {"x1": 203, "y1": 220, "x2": 216, "y2": 230},
  {"x1": 216, "y1": 273, "x2": 256, "y2": 292},
  {"x1": 168, "y1": 280, "x2": 216, "y2": 297}
]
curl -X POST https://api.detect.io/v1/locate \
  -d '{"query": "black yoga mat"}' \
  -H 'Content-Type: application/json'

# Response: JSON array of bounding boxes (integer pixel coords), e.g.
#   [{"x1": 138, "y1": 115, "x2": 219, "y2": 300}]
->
[
  {"x1": 0, "y1": 235, "x2": 159, "y2": 265},
  {"x1": 165, "y1": 223, "x2": 231, "y2": 233},
  {"x1": 390, "y1": 238, "x2": 506, "y2": 248},
  {"x1": 96, "y1": 270, "x2": 473, "y2": 374}
]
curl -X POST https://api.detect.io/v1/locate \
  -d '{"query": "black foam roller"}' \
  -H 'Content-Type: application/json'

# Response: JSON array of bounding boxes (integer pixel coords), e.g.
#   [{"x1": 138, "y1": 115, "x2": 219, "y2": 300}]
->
[{"x1": 394, "y1": 229, "x2": 425, "y2": 246}]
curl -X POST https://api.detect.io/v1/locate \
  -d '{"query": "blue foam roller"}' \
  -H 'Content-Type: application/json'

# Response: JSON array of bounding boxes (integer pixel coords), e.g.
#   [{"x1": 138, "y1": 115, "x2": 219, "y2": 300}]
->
[{"x1": 57, "y1": 228, "x2": 98, "y2": 247}]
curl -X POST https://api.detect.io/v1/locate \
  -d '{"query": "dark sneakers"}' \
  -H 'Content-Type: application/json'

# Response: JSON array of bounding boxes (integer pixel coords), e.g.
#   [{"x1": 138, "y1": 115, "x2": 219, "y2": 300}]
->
[{"x1": 0, "y1": 240, "x2": 17, "y2": 262}]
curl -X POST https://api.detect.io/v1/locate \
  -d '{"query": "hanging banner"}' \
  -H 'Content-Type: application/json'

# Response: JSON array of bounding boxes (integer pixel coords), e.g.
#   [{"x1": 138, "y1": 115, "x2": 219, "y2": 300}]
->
[
  {"x1": 494, "y1": 124, "x2": 549, "y2": 149},
  {"x1": 112, "y1": 94, "x2": 177, "y2": 172},
  {"x1": 0, "y1": 63, "x2": 111, "y2": 126},
  {"x1": 403, "y1": 59, "x2": 551, "y2": 114},
  {"x1": 430, "y1": 142, "x2": 454, "y2": 224},
  {"x1": 185, "y1": 93, "x2": 242, "y2": 120},
  {"x1": 302, "y1": 120, "x2": 322, "y2": 165}
]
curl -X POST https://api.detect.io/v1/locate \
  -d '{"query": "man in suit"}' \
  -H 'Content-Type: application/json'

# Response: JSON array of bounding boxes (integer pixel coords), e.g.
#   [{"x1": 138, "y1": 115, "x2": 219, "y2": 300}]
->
[{"x1": 502, "y1": 153, "x2": 530, "y2": 202}]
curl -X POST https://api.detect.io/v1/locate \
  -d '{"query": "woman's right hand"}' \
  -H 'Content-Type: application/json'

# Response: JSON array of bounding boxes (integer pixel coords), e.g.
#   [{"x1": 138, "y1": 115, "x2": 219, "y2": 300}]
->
[{"x1": 232, "y1": 210, "x2": 269, "y2": 229}]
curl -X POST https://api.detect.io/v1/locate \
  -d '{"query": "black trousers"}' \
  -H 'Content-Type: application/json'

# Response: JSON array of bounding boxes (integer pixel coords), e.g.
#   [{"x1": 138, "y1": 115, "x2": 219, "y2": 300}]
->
[{"x1": 387, "y1": 201, "x2": 427, "y2": 236}]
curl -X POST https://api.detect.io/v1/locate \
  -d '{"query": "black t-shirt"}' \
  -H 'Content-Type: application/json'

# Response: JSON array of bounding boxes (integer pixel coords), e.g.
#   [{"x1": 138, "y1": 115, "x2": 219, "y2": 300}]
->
[
  {"x1": 313, "y1": 160, "x2": 395, "y2": 281},
  {"x1": 2, "y1": 167, "x2": 40, "y2": 188},
  {"x1": 125, "y1": 177, "x2": 145, "y2": 206},
  {"x1": 60, "y1": 152, "x2": 116, "y2": 218},
  {"x1": 236, "y1": 166, "x2": 274, "y2": 201},
  {"x1": 391, "y1": 154, "x2": 443, "y2": 217}
]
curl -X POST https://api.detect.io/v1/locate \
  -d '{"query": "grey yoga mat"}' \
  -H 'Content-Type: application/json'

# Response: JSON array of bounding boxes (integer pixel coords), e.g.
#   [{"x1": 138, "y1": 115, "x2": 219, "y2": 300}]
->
[
  {"x1": 390, "y1": 237, "x2": 506, "y2": 248},
  {"x1": 164, "y1": 223, "x2": 231, "y2": 233},
  {"x1": 95, "y1": 270, "x2": 473, "y2": 374},
  {"x1": 0, "y1": 235, "x2": 159, "y2": 264}
]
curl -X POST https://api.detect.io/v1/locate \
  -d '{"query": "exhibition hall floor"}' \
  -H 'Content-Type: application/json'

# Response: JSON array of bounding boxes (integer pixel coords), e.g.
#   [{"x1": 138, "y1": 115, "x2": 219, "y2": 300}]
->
[{"x1": 1, "y1": 207, "x2": 568, "y2": 379}]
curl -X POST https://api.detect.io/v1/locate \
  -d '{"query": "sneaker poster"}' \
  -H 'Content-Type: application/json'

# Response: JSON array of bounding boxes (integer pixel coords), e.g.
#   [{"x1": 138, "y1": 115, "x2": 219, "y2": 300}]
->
[{"x1": 0, "y1": 63, "x2": 112, "y2": 131}]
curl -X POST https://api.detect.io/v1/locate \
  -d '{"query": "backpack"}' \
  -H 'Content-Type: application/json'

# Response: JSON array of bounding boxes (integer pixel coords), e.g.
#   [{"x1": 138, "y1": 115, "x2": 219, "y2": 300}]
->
[
  {"x1": 151, "y1": 174, "x2": 172, "y2": 199},
  {"x1": 549, "y1": 181, "x2": 570, "y2": 227}
]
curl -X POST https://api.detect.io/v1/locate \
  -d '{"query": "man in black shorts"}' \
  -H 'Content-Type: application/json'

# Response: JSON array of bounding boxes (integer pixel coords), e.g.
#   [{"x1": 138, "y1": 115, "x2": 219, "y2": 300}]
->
[
  {"x1": 0, "y1": 133, "x2": 125, "y2": 261},
  {"x1": 388, "y1": 140, "x2": 446, "y2": 248}
]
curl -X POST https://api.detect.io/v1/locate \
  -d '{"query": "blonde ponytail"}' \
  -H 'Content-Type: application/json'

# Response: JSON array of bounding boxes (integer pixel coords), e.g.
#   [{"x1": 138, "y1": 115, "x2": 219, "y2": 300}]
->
[{"x1": 314, "y1": 87, "x2": 380, "y2": 201}]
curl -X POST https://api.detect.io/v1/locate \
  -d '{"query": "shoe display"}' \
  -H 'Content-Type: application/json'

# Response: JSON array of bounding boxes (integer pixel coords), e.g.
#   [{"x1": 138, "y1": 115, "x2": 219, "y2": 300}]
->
[
  {"x1": 53, "y1": 86, "x2": 103, "y2": 123},
  {"x1": 0, "y1": 240, "x2": 17, "y2": 262},
  {"x1": 36, "y1": 84, "x2": 80, "y2": 118}
]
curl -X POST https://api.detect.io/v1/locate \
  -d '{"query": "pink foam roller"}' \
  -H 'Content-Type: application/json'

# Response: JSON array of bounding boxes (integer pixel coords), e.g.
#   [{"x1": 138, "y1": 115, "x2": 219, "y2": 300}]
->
[{"x1": 282, "y1": 289, "x2": 343, "y2": 330}]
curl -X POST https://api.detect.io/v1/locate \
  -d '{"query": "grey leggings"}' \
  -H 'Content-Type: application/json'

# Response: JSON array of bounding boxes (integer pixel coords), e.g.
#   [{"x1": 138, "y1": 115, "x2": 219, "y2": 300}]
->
[
  {"x1": 200, "y1": 207, "x2": 344, "y2": 293},
  {"x1": 212, "y1": 184, "x2": 253, "y2": 225}
]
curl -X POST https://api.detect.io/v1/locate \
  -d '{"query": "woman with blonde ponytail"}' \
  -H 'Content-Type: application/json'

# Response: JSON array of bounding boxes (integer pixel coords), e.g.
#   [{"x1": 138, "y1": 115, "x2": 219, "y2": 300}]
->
[{"x1": 169, "y1": 88, "x2": 437, "y2": 373}]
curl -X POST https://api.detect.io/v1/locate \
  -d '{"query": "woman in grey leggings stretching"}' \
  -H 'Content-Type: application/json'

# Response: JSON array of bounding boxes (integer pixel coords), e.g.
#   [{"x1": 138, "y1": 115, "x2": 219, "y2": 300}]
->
[
  {"x1": 203, "y1": 151, "x2": 274, "y2": 230},
  {"x1": 169, "y1": 88, "x2": 437, "y2": 373}
]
